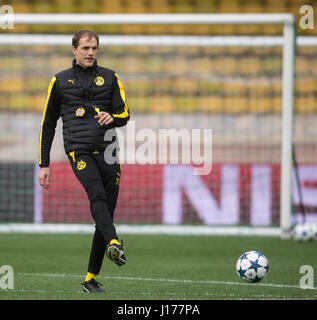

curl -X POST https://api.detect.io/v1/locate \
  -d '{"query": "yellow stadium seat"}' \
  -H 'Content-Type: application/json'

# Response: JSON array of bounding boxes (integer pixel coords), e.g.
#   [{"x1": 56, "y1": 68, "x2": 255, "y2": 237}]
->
[
  {"x1": 198, "y1": 96, "x2": 212, "y2": 113},
  {"x1": 265, "y1": 0, "x2": 288, "y2": 13},
  {"x1": 10, "y1": 2, "x2": 30, "y2": 13},
  {"x1": 150, "y1": 95, "x2": 174, "y2": 113},
  {"x1": 169, "y1": 0, "x2": 194, "y2": 14},
  {"x1": 242, "y1": 1, "x2": 264, "y2": 13},
  {"x1": 32, "y1": 2, "x2": 52, "y2": 13},
  {"x1": 194, "y1": 0, "x2": 217, "y2": 12},
  {"x1": 190, "y1": 57, "x2": 213, "y2": 74},
  {"x1": 296, "y1": 57, "x2": 311, "y2": 74},
  {"x1": 54, "y1": 0, "x2": 75, "y2": 6},
  {"x1": 8, "y1": 93, "x2": 31, "y2": 111},
  {"x1": 296, "y1": 96, "x2": 317, "y2": 114},
  {"x1": 270, "y1": 96, "x2": 282, "y2": 113},
  {"x1": 24, "y1": 76, "x2": 47, "y2": 92},
  {"x1": 218, "y1": 0, "x2": 241, "y2": 13},
  {"x1": 120, "y1": 0, "x2": 146, "y2": 13},
  {"x1": 0, "y1": 76, "x2": 24, "y2": 93},
  {"x1": 120, "y1": 0, "x2": 146, "y2": 32},
  {"x1": 77, "y1": 1, "x2": 100, "y2": 13},
  {"x1": 174, "y1": 78, "x2": 198, "y2": 95},
  {"x1": 297, "y1": 79, "x2": 315, "y2": 94},
  {"x1": 32, "y1": 95, "x2": 47, "y2": 112},
  {"x1": 149, "y1": 0, "x2": 170, "y2": 13},
  {"x1": 100, "y1": 0, "x2": 123, "y2": 13},
  {"x1": 207, "y1": 96, "x2": 222, "y2": 113},
  {"x1": 129, "y1": 96, "x2": 149, "y2": 112}
]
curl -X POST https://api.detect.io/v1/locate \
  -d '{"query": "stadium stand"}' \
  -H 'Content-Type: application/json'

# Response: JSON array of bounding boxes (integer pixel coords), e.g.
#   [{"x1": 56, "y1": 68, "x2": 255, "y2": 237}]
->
[
  {"x1": 0, "y1": 0, "x2": 316, "y2": 114},
  {"x1": 1, "y1": 0, "x2": 316, "y2": 35}
]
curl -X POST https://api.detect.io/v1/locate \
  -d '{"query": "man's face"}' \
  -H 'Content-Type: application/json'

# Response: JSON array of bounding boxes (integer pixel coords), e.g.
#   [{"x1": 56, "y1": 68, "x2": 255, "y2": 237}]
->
[{"x1": 72, "y1": 35, "x2": 98, "y2": 69}]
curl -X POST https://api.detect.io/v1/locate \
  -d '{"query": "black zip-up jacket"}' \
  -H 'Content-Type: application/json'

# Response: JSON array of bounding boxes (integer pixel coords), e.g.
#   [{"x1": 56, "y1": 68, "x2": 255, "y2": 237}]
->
[{"x1": 39, "y1": 59, "x2": 130, "y2": 167}]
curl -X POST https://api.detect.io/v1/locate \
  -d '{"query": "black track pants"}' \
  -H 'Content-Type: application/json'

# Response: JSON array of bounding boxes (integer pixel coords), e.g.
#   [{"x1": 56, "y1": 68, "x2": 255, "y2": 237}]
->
[{"x1": 68, "y1": 149, "x2": 121, "y2": 274}]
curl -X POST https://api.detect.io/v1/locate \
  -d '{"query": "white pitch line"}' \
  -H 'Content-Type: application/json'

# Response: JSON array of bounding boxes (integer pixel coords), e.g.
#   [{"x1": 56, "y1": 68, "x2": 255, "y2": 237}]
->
[
  {"x1": 0, "y1": 223, "x2": 281, "y2": 236},
  {"x1": 17, "y1": 272, "x2": 317, "y2": 291},
  {"x1": 0, "y1": 288, "x2": 83, "y2": 295}
]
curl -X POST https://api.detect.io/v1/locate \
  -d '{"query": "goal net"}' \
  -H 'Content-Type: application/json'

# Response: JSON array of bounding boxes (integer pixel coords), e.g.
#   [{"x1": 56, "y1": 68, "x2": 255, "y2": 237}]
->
[{"x1": 1, "y1": 14, "x2": 315, "y2": 236}]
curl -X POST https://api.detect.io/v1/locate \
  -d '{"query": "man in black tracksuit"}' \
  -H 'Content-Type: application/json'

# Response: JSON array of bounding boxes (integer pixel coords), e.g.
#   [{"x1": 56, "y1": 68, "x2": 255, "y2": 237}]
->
[{"x1": 38, "y1": 30, "x2": 130, "y2": 293}]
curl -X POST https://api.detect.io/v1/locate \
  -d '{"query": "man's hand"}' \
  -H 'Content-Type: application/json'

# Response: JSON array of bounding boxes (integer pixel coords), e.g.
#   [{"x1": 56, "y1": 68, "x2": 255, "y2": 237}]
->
[
  {"x1": 38, "y1": 167, "x2": 50, "y2": 190},
  {"x1": 94, "y1": 112, "x2": 114, "y2": 125}
]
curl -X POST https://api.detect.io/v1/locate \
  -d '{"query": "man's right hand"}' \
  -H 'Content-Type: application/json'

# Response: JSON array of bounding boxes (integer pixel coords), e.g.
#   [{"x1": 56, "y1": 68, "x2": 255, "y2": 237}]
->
[{"x1": 38, "y1": 167, "x2": 50, "y2": 189}]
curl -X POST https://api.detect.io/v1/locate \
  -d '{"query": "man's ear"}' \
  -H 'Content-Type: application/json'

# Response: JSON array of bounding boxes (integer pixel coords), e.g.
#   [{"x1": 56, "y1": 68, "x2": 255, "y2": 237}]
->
[{"x1": 71, "y1": 46, "x2": 76, "y2": 55}]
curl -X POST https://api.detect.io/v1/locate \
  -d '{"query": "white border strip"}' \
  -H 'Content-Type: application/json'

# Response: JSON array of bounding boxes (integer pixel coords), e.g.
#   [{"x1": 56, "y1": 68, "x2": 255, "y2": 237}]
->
[
  {"x1": 0, "y1": 223, "x2": 281, "y2": 236},
  {"x1": 0, "y1": 34, "x2": 283, "y2": 46},
  {"x1": 0, "y1": 34, "x2": 316, "y2": 47},
  {"x1": 8, "y1": 13, "x2": 294, "y2": 25}
]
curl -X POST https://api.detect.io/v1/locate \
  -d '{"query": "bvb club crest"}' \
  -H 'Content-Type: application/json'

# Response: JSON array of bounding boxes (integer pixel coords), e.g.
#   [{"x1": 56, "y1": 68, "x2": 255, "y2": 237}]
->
[
  {"x1": 76, "y1": 107, "x2": 85, "y2": 117},
  {"x1": 94, "y1": 76, "x2": 104, "y2": 86},
  {"x1": 77, "y1": 160, "x2": 86, "y2": 171}
]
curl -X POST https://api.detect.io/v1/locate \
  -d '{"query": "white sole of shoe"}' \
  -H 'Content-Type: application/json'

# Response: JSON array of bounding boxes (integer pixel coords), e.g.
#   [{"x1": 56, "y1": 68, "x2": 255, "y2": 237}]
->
[{"x1": 107, "y1": 245, "x2": 126, "y2": 266}]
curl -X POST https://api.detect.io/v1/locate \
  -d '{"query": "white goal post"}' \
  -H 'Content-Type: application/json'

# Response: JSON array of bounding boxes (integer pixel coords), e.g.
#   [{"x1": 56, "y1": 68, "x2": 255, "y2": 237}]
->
[{"x1": 1, "y1": 13, "x2": 298, "y2": 237}]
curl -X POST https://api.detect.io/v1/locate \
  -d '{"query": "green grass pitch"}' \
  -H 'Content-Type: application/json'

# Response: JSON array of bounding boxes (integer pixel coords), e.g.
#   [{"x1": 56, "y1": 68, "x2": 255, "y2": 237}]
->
[{"x1": 0, "y1": 232, "x2": 316, "y2": 300}]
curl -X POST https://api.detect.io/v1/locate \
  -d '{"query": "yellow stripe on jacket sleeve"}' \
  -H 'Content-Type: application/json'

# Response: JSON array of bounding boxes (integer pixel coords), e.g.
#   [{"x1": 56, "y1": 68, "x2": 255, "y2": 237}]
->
[
  {"x1": 112, "y1": 73, "x2": 129, "y2": 119},
  {"x1": 38, "y1": 76, "x2": 56, "y2": 166}
]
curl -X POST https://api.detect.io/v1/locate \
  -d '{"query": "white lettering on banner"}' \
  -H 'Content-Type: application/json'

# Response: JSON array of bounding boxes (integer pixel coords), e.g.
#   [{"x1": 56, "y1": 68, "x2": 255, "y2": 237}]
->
[
  {"x1": 292, "y1": 166, "x2": 317, "y2": 207},
  {"x1": 162, "y1": 164, "x2": 317, "y2": 225},
  {"x1": 292, "y1": 166, "x2": 317, "y2": 223},
  {"x1": 163, "y1": 165, "x2": 182, "y2": 224},
  {"x1": 162, "y1": 165, "x2": 239, "y2": 225},
  {"x1": 250, "y1": 165, "x2": 271, "y2": 226}
]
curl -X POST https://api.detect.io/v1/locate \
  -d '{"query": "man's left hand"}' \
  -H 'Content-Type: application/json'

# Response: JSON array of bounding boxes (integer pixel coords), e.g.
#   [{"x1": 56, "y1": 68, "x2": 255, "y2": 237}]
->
[{"x1": 94, "y1": 112, "x2": 114, "y2": 125}]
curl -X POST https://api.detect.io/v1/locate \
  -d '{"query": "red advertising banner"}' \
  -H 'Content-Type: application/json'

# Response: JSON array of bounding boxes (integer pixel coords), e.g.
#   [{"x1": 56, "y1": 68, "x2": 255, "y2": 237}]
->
[{"x1": 42, "y1": 163, "x2": 317, "y2": 225}]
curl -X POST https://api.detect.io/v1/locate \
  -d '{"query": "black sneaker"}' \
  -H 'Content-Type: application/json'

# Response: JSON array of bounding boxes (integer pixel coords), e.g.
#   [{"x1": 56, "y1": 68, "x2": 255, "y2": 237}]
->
[
  {"x1": 82, "y1": 279, "x2": 105, "y2": 293},
  {"x1": 106, "y1": 241, "x2": 126, "y2": 266}
]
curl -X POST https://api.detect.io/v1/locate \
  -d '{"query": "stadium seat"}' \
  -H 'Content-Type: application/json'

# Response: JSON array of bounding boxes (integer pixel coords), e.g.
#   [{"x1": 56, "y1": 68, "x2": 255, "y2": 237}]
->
[{"x1": 0, "y1": 76, "x2": 24, "y2": 93}]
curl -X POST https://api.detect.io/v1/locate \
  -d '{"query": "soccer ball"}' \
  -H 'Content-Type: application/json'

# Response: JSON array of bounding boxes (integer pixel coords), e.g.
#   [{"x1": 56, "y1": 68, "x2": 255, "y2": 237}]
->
[
  {"x1": 236, "y1": 251, "x2": 269, "y2": 283},
  {"x1": 310, "y1": 223, "x2": 317, "y2": 240},
  {"x1": 293, "y1": 223, "x2": 314, "y2": 242}
]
